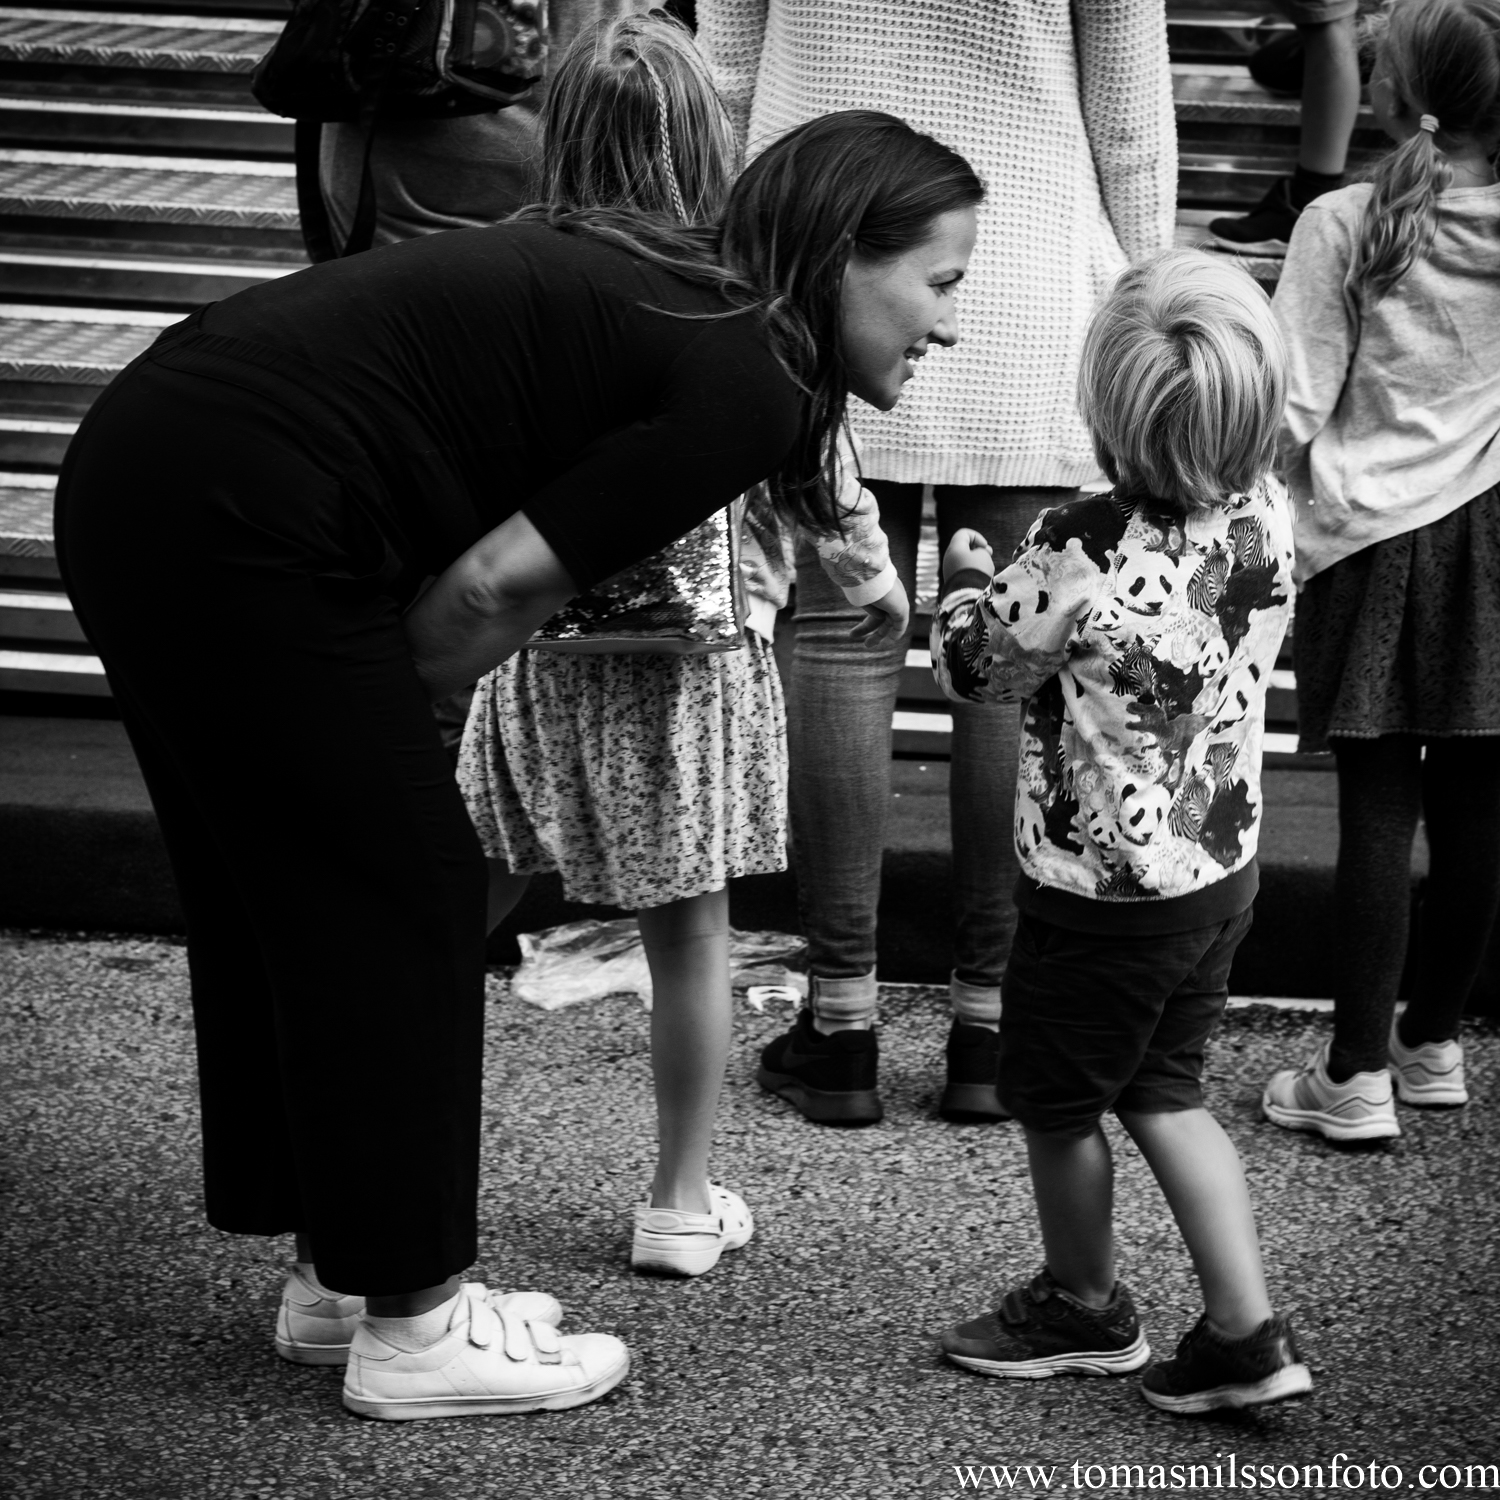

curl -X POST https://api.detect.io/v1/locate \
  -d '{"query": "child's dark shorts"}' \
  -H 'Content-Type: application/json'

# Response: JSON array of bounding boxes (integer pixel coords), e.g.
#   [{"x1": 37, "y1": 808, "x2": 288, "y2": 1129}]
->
[{"x1": 999, "y1": 908, "x2": 1254, "y2": 1136}]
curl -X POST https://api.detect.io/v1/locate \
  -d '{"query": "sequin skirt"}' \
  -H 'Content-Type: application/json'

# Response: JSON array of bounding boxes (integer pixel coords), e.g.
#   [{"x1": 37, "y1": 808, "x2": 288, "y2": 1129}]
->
[
  {"x1": 458, "y1": 635, "x2": 787, "y2": 909},
  {"x1": 1295, "y1": 484, "x2": 1500, "y2": 752}
]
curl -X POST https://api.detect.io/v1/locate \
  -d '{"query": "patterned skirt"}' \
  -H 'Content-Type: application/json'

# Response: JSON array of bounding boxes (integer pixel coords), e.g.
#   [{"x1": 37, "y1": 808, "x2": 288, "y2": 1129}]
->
[
  {"x1": 1295, "y1": 483, "x2": 1500, "y2": 752},
  {"x1": 458, "y1": 635, "x2": 787, "y2": 910}
]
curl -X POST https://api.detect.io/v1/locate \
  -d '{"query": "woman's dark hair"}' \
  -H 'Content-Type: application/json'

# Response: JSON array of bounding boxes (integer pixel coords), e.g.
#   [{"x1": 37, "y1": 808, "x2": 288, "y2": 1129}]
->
[
  {"x1": 515, "y1": 110, "x2": 984, "y2": 535},
  {"x1": 721, "y1": 111, "x2": 985, "y2": 533}
]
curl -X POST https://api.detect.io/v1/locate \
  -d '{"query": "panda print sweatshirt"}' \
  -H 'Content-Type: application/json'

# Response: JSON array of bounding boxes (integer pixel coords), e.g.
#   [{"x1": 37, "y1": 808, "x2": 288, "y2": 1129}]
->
[{"x1": 930, "y1": 481, "x2": 1294, "y2": 934}]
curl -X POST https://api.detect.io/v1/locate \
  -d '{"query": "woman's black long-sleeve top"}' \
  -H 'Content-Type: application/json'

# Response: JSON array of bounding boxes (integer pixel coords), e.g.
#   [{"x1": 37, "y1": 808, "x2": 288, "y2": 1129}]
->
[{"x1": 155, "y1": 220, "x2": 803, "y2": 595}]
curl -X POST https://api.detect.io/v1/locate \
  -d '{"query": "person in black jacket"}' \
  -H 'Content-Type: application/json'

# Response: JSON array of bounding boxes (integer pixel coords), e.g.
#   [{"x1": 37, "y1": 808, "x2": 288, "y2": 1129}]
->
[{"x1": 54, "y1": 109, "x2": 981, "y2": 1420}]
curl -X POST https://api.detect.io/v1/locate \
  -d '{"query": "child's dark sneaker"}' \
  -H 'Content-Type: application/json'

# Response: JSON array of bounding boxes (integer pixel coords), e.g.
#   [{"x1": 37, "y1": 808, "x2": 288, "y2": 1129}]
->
[
  {"x1": 1141, "y1": 1314, "x2": 1313, "y2": 1414},
  {"x1": 756, "y1": 1008, "x2": 882, "y2": 1125},
  {"x1": 939, "y1": 1020, "x2": 1011, "y2": 1123},
  {"x1": 941, "y1": 1270, "x2": 1150, "y2": 1378}
]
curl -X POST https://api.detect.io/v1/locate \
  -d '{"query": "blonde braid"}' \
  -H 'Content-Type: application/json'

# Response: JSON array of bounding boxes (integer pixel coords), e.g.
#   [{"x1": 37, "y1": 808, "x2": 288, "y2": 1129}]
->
[{"x1": 639, "y1": 54, "x2": 690, "y2": 225}]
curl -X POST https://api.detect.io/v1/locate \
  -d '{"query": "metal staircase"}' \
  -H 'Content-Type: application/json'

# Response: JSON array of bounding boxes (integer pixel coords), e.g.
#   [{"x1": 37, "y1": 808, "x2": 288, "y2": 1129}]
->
[{"x1": 0, "y1": 1, "x2": 1383, "y2": 754}]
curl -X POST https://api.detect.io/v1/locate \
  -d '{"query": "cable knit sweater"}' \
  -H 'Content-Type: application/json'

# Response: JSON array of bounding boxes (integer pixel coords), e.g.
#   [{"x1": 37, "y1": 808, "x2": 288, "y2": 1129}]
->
[{"x1": 697, "y1": 0, "x2": 1178, "y2": 490}]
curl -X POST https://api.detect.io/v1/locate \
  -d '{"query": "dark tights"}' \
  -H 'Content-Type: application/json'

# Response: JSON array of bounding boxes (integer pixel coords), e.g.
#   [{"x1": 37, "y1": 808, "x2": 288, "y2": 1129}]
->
[{"x1": 1328, "y1": 735, "x2": 1500, "y2": 1080}]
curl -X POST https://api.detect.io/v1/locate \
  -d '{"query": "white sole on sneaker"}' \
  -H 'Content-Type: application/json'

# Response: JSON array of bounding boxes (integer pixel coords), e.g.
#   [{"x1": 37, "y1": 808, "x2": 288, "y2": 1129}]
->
[
  {"x1": 1261, "y1": 1090, "x2": 1400, "y2": 1142},
  {"x1": 342, "y1": 1348, "x2": 630, "y2": 1421},
  {"x1": 1207, "y1": 232, "x2": 1290, "y2": 257},
  {"x1": 275, "y1": 1334, "x2": 353, "y2": 1367},
  {"x1": 1392, "y1": 1071, "x2": 1469, "y2": 1106},
  {"x1": 1142, "y1": 1360, "x2": 1312, "y2": 1413},
  {"x1": 945, "y1": 1331, "x2": 1151, "y2": 1380}
]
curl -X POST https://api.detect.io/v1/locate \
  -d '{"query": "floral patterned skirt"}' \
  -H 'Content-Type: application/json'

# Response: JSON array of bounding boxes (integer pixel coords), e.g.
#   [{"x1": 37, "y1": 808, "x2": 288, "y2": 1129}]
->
[
  {"x1": 457, "y1": 635, "x2": 787, "y2": 910},
  {"x1": 1295, "y1": 483, "x2": 1500, "y2": 752}
]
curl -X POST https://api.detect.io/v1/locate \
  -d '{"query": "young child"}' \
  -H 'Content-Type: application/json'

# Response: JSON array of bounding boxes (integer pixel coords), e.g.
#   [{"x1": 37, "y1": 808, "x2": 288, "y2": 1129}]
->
[
  {"x1": 459, "y1": 13, "x2": 906, "y2": 1277},
  {"x1": 1263, "y1": 0, "x2": 1500, "y2": 1140},
  {"x1": 929, "y1": 249, "x2": 1309, "y2": 1413}
]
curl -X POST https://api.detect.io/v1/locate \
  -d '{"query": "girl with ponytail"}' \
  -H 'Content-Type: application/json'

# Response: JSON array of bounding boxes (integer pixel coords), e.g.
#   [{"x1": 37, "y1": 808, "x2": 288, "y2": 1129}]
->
[{"x1": 1263, "y1": 0, "x2": 1500, "y2": 1141}]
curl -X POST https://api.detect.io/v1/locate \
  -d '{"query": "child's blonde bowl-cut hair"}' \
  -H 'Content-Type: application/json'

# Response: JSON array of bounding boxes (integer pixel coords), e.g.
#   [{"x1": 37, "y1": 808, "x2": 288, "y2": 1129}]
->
[{"x1": 1078, "y1": 248, "x2": 1287, "y2": 515}]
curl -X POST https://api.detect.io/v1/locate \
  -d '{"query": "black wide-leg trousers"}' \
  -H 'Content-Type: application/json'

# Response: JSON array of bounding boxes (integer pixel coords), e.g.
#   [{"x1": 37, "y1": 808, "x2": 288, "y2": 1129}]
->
[{"x1": 55, "y1": 360, "x2": 489, "y2": 1295}]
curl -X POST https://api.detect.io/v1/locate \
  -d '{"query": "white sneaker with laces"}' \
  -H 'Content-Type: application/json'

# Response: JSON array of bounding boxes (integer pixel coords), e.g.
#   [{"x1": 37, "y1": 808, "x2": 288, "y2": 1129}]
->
[
  {"x1": 275, "y1": 1269, "x2": 563, "y2": 1367},
  {"x1": 342, "y1": 1288, "x2": 628, "y2": 1420},
  {"x1": 630, "y1": 1183, "x2": 754, "y2": 1277},
  {"x1": 1262, "y1": 1040, "x2": 1400, "y2": 1142},
  {"x1": 1389, "y1": 1021, "x2": 1469, "y2": 1106}
]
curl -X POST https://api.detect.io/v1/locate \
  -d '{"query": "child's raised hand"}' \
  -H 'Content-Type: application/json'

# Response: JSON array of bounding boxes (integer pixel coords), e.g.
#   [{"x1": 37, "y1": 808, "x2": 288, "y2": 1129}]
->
[
  {"x1": 849, "y1": 576, "x2": 911, "y2": 649},
  {"x1": 942, "y1": 529, "x2": 995, "y2": 586}
]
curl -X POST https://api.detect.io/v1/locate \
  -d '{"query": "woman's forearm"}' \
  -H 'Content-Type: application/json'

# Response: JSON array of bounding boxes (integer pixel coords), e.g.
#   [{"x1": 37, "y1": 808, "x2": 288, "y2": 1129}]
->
[{"x1": 404, "y1": 511, "x2": 577, "y2": 700}]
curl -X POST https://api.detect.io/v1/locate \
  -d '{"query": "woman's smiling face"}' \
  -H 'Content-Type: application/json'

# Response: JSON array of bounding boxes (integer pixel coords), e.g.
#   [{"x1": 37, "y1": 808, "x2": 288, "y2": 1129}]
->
[{"x1": 839, "y1": 206, "x2": 978, "y2": 411}]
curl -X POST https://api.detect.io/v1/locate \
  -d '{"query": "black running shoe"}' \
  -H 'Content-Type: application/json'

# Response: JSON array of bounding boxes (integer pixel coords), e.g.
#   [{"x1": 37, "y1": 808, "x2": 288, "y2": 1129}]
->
[
  {"x1": 756, "y1": 1008, "x2": 882, "y2": 1125},
  {"x1": 939, "y1": 1020, "x2": 1011, "y2": 1123},
  {"x1": 1141, "y1": 1314, "x2": 1313, "y2": 1414},
  {"x1": 1208, "y1": 177, "x2": 1301, "y2": 257},
  {"x1": 941, "y1": 1270, "x2": 1150, "y2": 1379}
]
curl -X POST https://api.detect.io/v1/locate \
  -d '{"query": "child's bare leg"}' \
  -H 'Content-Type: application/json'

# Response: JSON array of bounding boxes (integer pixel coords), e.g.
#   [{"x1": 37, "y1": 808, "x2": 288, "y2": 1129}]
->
[
  {"x1": 1297, "y1": 16, "x2": 1360, "y2": 177},
  {"x1": 637, "y1": 887, "x2": 731, "y2": 1217},
  {"x1": 1119, "y1": 1107, "x2": 1272, "y2": 1337},
  {"x1": 1025, "y1": 1125, "x2": 1118, "y2": 1307},
  {"x1": 485, "y1": 858, "x2": 531, "y2": 934}
]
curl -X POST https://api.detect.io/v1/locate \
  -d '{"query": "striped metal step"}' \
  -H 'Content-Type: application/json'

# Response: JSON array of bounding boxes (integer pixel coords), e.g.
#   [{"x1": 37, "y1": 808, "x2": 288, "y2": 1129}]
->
[
  {"x1": 0, "y1": 302, "x2": 175, "y2": 419},
  {"x1": 0, "y1": 89, "x2": 292, "y2": 156},
  {"x1": 1172, "y1": 64, "x2": 1377, "y2": 136},
  {"x1": 0, "y1": 237, "x2": 302, "y2": 302},
  {"x1": 0, "y1": 410, "x2": 74, "y2": 462},
  {"x1": 0, "y1": 145, "x2": 296, "y2": 228},
  {"x1": 0, "y1": 469, "x2": 107, "y2": 694},
  {"x1": 0, "y1": 8, "x2": 279, "y2": 76}
]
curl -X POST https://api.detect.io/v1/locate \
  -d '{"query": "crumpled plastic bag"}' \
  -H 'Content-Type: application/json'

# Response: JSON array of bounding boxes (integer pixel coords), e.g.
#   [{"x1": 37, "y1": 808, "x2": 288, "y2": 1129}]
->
[{"x1": 511, "y1": 917, "x2": 806, "y2": 1010}]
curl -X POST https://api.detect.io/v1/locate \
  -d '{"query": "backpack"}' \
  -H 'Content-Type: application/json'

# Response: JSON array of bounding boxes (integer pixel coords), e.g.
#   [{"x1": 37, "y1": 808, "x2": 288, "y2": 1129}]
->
[{"x1": 252, "y1": 0, "x2": 548, "y2": 259}]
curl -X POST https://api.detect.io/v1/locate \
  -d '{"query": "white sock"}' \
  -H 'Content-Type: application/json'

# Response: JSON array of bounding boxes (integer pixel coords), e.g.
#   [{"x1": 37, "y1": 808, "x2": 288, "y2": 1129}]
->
[{"x1": 365, "y1": 1291, "x2": 463, "y2": 1352}]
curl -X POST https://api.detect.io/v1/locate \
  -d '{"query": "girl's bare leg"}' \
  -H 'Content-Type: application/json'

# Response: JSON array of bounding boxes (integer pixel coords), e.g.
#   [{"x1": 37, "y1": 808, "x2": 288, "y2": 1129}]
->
[{"x1": 637, "y1": 887, "x2": 732, "y2": 1217}]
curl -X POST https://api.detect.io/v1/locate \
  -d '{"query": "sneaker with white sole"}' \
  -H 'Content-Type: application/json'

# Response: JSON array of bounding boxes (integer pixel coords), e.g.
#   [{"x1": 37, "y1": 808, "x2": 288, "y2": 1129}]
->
[
  {"x1": 941, "y1": 1269, "x2": 1151, "y2": 1379},
  {"x1": 1141, "y1": 1314, "x2": 1312, "y2": 1414},
  {"x1": 342, "y1": 1288, "x2": 628, "y2": 1420},
  {"x1": 630, "y1": 1183, "x2": 754, "y2": 1277},
  {"x1": 275, "y1": 1269, "x2": 562, "y2": 1367},
  {"x1": 1389, "y1": 1021, "x2": 1469, "y2": 1106},
  {"x1": 1262, "y1": 1040, "x2": 1400, "y2": 1141}
]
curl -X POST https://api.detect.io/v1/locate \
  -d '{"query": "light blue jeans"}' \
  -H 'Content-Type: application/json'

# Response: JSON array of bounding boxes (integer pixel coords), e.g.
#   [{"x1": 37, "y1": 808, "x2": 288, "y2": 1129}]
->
[{"x1": 787, "y1": 482, "x2": 1077, "y2": 997}]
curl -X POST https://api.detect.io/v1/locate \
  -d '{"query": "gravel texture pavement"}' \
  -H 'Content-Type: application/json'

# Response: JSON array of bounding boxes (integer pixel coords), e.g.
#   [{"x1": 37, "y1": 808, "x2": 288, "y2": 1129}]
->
[{"x1": 3, "y1": 932, "x2": 1498, "y2": 1499}]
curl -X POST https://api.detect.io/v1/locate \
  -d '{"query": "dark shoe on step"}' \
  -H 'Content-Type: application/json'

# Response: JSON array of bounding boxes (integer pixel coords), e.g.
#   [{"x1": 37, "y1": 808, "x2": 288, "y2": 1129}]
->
[
  {"x1": 1141, "y1": 1313, "x2": 1312, "y2": 1414},
  {"x1": 941, "y1": 1269, "x2": 1150, "y2": 1379},
  {"x1": 1208, "y1": 177, "x2": 1301, "y2": 257},
  {"x1": 756, "y1": 1008, "x2": 882, "y2": 1125},
  {"x1": 939, "y1": 1020, "x2": 1011, "y2": 1123}
]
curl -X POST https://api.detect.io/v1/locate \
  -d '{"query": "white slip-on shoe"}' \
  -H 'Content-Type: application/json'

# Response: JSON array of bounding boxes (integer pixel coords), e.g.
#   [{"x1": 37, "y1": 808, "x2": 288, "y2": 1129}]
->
[
  {"x1": 1389, "y1": 1021, "x2": 1469, "y2": 1106},
  {"x1": 630, "y1": 1183, "x2": 754, "y2": 1277},
  {"x1": 1262, "y1": 1040, "x2": 1400, "y2": 1142},
  {"x1": 275, "y1": 1269, "x2": 562, "y2": 1367},
  {"x1": 342, "y1": 1289, "x2": 628, "y2": 1421}
]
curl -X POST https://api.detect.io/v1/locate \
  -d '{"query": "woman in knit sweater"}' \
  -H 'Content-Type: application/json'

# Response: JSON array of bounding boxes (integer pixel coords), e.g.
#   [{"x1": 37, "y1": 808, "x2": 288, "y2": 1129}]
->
[{"x1": 697, "y1": 0, "x2": 1178, "y2": 1123}]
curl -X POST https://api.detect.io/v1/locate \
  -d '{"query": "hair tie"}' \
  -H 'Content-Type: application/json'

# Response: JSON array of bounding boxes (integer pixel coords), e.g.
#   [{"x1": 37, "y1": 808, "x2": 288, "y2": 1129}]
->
[
  {"x1": 639, "y1": 55, "x2": 690, "y2": 224},
  {"x1": 1419, "y1": 113, "x2": 1439, "y2": 134}
]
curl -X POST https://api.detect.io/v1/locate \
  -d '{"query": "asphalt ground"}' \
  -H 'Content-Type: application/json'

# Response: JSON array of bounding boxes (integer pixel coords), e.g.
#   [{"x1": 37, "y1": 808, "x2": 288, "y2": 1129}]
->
[{"x1": 3, "y1": 932, "x2": 1498, "y2": 1500}]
